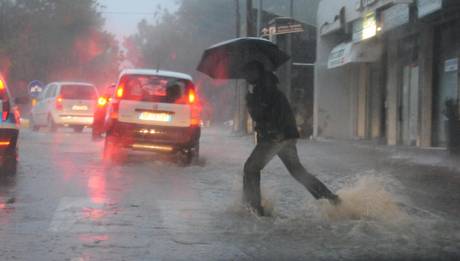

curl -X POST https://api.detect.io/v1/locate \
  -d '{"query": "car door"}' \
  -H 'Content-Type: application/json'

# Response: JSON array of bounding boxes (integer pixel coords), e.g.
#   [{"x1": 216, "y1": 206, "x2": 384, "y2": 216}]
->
[
  {"x1": 35, "y1": 85, "x2": 54, "y2": 125},
  {"x1": 45, "y1": 84, "x2": 58, "y2": 118},
  {"x1": 31, "y1": 86, "x2": 46, "y2": 125}
]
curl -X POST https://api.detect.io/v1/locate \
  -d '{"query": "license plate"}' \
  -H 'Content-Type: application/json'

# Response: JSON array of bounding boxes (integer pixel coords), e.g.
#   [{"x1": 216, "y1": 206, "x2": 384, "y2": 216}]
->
[
  {"x1": 72, "y1": 105, "x2": 88, "y2": 111},
  {"x1": 138, "y1": 112, "x2": 172, "y2": 122}
]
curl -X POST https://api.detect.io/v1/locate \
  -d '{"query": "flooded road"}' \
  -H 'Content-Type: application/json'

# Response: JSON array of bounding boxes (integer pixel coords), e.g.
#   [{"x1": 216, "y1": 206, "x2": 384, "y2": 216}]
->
[{"x1": 0, "y1": 127, "x2": 459, "y2": 260}]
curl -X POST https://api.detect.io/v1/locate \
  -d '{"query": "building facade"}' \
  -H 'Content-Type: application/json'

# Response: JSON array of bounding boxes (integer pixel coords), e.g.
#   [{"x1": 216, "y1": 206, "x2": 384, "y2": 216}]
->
[{"x1": 315, "y1": 0, "x2": 460, "y2": 147}]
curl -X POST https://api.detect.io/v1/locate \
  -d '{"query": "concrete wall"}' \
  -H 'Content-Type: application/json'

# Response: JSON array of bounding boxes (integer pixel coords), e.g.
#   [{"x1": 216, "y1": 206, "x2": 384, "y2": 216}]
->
[
  {"x1": 314, "y1": 0, "x2": 361, "y2": 139},
  {"x1": 314, "y1": 33, "x2": 361, "y2": 139}
]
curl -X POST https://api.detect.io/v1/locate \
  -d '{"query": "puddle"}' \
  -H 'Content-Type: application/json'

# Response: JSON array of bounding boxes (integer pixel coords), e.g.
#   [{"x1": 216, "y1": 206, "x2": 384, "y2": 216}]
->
[{"x1": 319, "y1": 175, "x2": 407, "y2": 223}]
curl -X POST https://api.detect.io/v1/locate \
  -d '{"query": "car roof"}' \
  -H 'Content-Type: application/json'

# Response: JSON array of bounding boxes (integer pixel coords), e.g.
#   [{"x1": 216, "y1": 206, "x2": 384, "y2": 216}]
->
[
  {"x1": 120, "y1": 69, "x2": 193, "y2": 81},
  {"x1": 50, "y1": 82, "x2": 95, "y2": 87}
]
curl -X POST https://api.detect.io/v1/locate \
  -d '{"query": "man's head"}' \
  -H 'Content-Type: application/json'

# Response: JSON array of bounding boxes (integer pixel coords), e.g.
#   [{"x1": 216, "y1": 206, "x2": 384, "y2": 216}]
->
[{"x1": 242, "y1": 61, "x2": 264, "y2": 84}]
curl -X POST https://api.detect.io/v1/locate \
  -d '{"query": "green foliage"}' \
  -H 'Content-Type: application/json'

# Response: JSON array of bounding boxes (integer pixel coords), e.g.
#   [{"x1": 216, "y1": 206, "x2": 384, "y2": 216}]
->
[
  {"x1": 0, "y1": 0, "x2": 122, "y2": 96},
  {"x1": 124, "y1": 0, "x2": 235, "y2": 76}
]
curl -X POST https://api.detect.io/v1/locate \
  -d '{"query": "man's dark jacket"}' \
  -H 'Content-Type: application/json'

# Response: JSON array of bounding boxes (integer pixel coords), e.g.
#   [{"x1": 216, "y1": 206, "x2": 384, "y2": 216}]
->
[{"x1": 246, "y1": 72, "x2": 300, "y2": 142}]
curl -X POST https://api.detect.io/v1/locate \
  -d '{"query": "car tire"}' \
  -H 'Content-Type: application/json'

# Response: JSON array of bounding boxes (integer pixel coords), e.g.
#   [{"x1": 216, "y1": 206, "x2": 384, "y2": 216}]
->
[
  {"x1": 177, "y1": 143, "x2": 199, "y2": 166},
  {"x1": 73, "y1": 126, "x2": 84, "y2": 133},
  {"x1": 48, "y1": 116, "x2": 57, "y2": 132},
  {"x1": 0, "y1": 149, "x2": 17, "y2": 176},
  {"x1": 190, "y1": 143, "x2": 200, "y2": 164}
]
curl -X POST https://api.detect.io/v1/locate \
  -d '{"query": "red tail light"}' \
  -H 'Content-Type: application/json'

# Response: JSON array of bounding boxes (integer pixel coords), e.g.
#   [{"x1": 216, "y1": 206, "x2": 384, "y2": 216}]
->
[
  {"x1": 0, "y1": 79, "x2": 9, "y2": 121},
  {"x1": 188, "y1": 88, "x2": 196, "y2": 104},
  {"x1": 111, "y1": 82, "x2": 125, "y2": 119},
  {"x1": 98, "y1": 97, "x2": 108, "y2": 107},
  {"x1": 1, "y1": 100, "x2": 9, "y2": 121},
  {"x1": 186, "y1": 85, "x2": 200, "y2": 126},
  {"x1": 55, "y1": 96, "x2": 63, "y2": 110},
  {"x1": 110, "y1": 101, "x2": 119, "y2": 120},
  {"x1": 1, "y1": 109, "x2": 8, "y2": 121},
  {"x1": 190, "y1": 103, "x2": 201, "y2": 126},
  {"x1": 116, "y1": 83, "x2": 124, "y2": 99},
  {"x1": 189, "y1": 91, "x2": 201, "y2": 126}
]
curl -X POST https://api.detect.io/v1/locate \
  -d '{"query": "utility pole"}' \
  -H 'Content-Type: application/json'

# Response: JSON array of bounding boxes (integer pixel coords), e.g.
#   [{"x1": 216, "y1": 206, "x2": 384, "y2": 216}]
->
[
  {"x1": 236, "y1": 0, "x2": 241, "y2": 38},
  {"x1": 244, "y1": 0, "x2": 254, "y2": 134},
  {"x1": 246, "y1": 0, "x2": 254, "y2": 36},
  {"x1": 233, "y1": 0, "x2": 242, "y2": 133},
  {"x1": 257, "y1": 0, "x2": 263, "y2": 37},
  {"x1": 286, "y1": 0, "x2": 294, "y2": 102}
]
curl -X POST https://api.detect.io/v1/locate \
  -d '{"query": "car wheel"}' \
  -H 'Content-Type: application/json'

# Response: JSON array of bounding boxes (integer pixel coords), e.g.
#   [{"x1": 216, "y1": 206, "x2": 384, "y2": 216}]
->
[
  {"x1": 0, "y1": 149, "x2": 17, "y2": 176},
  {"x1": 189, "y1": 143, "x2": 200, "y2": 164},
  {"x1": 177, "y1": 143, "x2": 199, "y2": 166},
  {"x1": 73, "y1": 126, "x2": 84, "y2": 133},
  {"x1": 47, "y1": 116, "x2": 57, "y2": 132}
]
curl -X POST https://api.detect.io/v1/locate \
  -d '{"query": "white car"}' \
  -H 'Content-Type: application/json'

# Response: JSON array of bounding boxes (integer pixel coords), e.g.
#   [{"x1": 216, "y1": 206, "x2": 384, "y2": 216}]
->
[
  {"x1": 31, "y1": 82, "x2": 98, "y2": 132},
  {"x1": 103, "y1": 69, "x2": 201, "y2": 165}
]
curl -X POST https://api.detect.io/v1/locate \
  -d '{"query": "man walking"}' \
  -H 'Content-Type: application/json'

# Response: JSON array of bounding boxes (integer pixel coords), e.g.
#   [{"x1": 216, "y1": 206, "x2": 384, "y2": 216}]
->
[{"x1": 242, "y1": 61, "x2": 340, "y2": 216}]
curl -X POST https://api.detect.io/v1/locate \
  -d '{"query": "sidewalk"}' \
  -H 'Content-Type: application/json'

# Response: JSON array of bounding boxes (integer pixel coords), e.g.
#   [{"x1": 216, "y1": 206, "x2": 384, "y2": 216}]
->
[
  {"x1": 296, "y1": 137, "x2": 460, "y2": 219},
  {"x1": 309, "y1": 137, "x2": 460, "y2": 171}
]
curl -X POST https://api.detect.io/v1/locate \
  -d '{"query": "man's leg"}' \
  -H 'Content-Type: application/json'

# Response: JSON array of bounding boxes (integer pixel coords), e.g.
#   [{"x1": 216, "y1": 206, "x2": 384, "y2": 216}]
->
[
  {"x1": 277, "y1": 140, "x2": 339, "y2": 202},
  {"x1": 243, "y1": 141, "x2": 285, "y2": 213}
]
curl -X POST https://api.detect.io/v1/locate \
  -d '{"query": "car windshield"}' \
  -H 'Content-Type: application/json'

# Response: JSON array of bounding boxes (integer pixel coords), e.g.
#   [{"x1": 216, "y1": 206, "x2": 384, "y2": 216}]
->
[
  {"x1": 60, "y1": 85, "x2": 97, "y2": 100},
  {"x1": 121, "y1": 75, "x2": 190, "y2": 103}
]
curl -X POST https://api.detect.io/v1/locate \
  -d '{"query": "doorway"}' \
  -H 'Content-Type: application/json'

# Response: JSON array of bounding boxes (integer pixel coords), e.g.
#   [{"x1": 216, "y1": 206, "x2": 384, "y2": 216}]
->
[{"x1": 400, "y1": 65, "x2": 420, "y2": 146}]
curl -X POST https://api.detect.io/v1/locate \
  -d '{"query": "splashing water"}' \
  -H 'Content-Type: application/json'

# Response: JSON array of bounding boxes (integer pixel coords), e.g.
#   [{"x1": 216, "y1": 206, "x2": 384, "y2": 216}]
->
[{"x1": 320, "y1": 175, "x2": 407, "y2": 223}]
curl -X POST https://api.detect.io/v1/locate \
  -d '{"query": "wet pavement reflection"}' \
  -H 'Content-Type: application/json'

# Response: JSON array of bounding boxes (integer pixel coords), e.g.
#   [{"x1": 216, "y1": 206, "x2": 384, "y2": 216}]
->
[{"x1": 0, "y1": 128, "x2": 458, "y2": 260}]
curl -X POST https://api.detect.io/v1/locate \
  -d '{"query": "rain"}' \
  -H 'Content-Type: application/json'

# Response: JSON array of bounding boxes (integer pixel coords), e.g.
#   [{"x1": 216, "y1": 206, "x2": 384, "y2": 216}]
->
[{"x1": 0, "y1": 0, "x2": 460, "y2": 260}]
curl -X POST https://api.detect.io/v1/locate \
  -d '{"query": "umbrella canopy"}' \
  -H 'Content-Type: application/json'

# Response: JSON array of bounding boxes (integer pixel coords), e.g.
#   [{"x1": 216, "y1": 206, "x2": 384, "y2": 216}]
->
[{"x1": 196, "y1": 37, "x2": 290, "y2": 80}]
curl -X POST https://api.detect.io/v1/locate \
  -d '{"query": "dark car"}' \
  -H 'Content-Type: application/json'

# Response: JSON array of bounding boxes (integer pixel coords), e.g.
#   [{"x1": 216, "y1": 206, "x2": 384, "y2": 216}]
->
[
  {"x1": 0, "y1": 78, "x2": 21, "y2": 175},
  {"x1": 92, "y1": 84, "x2": 116, "y2": 140}
]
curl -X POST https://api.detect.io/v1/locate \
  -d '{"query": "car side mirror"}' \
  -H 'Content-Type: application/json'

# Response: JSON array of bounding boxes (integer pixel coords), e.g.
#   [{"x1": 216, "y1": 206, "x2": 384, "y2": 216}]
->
[{"x1": 14, "y1": 97, "x2": 30, "y2": 104}]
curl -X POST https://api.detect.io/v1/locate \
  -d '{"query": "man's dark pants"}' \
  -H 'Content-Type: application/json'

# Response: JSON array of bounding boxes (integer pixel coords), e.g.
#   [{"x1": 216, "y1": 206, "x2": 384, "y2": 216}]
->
[{"x1": 243, "y1": 139, "x2": 336, "y2": 211}]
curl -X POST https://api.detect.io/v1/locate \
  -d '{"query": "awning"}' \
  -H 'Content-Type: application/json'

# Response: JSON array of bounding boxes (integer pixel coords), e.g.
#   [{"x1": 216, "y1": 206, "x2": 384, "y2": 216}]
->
[{"x1": 328, "y1": 40, "x2": 383, "y2": 69}]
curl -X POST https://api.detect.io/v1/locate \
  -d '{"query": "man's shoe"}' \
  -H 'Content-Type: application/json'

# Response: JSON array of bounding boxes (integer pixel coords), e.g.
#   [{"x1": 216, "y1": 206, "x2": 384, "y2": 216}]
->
[
  {"x1": 246, "y1": 205, "x2": 264, "y2": 216},
  {"x1": 255, "y1": 206, "x2": 265, "y2": 216}
]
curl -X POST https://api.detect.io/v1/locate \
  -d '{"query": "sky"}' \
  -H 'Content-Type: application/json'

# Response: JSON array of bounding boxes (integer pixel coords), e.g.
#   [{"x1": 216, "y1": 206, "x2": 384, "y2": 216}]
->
[{"x1": 99, "y1": 0, "x2": 179, "y2": 40}]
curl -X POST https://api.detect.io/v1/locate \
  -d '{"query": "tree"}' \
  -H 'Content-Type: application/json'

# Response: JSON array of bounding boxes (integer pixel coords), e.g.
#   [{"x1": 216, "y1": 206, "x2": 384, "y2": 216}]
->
[
  {"x1": 124, "y1": 0, "x2": 320, "y2": 123},
  {"x1": 0, "y1": 0, "x2": 122, "y2": 97}
]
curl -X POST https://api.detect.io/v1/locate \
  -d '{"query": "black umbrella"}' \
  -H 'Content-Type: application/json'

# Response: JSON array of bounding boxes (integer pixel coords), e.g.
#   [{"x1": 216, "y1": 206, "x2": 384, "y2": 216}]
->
[{"x1": 196, "y1": 37, "x2": 290, "y2": 80}]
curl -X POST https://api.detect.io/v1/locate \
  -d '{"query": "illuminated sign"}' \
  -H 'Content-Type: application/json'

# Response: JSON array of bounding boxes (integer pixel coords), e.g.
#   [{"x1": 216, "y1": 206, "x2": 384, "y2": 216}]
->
[
  {"x1": 263, "y1": 18, "x2": 305, "y2": 36},
  {"x1": 352, "y1": 12, "x2": 377, "y2": 42}
]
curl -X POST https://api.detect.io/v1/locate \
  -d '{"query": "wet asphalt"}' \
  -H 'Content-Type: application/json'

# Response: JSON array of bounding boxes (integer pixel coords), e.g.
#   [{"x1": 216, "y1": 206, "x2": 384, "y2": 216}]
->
[{"x1": 0, "y1": 127, "x2": 459, "y2": 261}]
